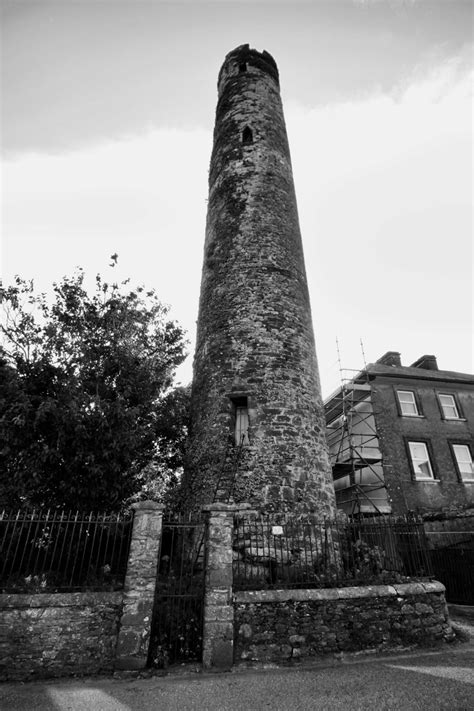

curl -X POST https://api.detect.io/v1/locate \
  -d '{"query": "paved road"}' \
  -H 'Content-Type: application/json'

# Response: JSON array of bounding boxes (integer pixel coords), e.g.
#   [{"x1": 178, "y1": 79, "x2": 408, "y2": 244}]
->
[{"x1": 1, "y1": 644, "x2": 473, "y2": 711}]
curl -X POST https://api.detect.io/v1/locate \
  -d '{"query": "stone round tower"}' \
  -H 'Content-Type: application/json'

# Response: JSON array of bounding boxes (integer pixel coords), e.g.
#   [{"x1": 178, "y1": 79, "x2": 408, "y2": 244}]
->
[{"x1": 183, "y1": 45, "x2": 336, "y2": 516}]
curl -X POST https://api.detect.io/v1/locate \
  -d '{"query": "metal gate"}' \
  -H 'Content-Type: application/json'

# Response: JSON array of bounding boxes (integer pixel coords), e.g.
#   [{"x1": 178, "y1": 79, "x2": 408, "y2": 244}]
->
[{"x1": 148, "y1": 513, "x2": 206, "y2": 667}]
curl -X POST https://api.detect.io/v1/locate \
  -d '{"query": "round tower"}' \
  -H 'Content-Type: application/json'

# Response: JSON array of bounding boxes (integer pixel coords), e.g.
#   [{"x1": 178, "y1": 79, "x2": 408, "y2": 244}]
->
[{"x1": 184, "y1": 45, "x2": 336, "y2": 515}]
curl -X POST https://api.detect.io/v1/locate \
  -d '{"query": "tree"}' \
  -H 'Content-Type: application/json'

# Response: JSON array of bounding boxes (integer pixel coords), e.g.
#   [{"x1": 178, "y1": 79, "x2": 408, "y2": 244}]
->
[
  {"x1": 0, "y1": 264, "x2": 188, "y2": 510},
  {"x1": 132, "y1": 383, "x2": 191, "y2": 506}
]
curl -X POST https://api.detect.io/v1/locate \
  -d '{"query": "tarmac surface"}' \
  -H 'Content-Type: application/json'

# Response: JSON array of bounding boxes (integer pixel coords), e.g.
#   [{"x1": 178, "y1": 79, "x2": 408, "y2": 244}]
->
[{"x1": 1, "y1": 610, "x2": 473, "y2": 711}]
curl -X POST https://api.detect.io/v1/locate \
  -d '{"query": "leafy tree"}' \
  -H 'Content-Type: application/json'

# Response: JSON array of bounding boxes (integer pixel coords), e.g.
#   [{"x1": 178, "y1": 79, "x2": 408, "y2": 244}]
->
[
  {"x1": 132, "y1": 383, "x2": 191, "y2": 506},
  {"x1": 0, "y1": 263, "x2": 188, "y2": 510}
]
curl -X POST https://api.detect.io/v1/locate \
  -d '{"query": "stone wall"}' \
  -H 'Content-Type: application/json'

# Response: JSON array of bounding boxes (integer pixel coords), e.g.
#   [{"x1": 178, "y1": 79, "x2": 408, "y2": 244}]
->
[
  {"x1": 0, "y1": 503, "x2": 456, "y2": 679},
  {"x1": 0, "y1": 501, "x2": 165, "y2": 680},
  {"x1": 234, "y1": 582, "x2": 453, "y2": 664},
  {"x1": 0, "y1": 592, "x2": 122, "y2": 681}
]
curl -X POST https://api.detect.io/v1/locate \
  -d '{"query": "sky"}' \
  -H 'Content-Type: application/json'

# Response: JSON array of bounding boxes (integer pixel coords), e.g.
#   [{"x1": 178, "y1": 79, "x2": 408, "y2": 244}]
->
[{"x1": 1, "y1": 0, "x2": 473, "y2": 397}]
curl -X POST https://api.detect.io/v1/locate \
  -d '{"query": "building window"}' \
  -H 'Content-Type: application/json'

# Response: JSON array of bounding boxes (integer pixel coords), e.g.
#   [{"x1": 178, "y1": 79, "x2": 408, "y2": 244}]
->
[
  {"x1": 397, "y1": 390, "x2": 419, "y2": 416},
  {"x1": 451, "y1": 444, "x2": 474, "y2": 481},
  {"x1": 438, "y1": 393, "x2": 460, "y2": 419},
  {"x1": 408, "y1": 441, "x2": 435, "y2": 480}
]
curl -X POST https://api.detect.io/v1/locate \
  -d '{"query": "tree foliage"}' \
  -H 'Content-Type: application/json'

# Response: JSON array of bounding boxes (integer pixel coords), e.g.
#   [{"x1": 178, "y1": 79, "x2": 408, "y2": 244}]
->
[{"x1": 0, "y1": 265, "x2": 189, "y2": 510}]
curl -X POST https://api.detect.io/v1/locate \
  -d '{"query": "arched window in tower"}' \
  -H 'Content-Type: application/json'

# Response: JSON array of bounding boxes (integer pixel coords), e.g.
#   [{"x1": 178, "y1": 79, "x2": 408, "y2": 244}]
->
[
  {"x1": 242, "y1": 126, "x2": 253, "y2": 145},
  {"x1": 239, "y1": 62, "x2": 247, "y2": 73}
]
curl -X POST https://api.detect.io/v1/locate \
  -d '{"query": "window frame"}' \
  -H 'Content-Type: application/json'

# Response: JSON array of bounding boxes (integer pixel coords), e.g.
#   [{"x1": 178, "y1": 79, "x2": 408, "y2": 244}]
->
[
  {"x1": 229, "y1": 395, "x2": 250, "y2": 447},
  {"x1": 395, "y1": 389, "x2": 422, "y2": 417},
  {"x1": 235, "y1": 404, "x2": 249, "y2": 447},
  {"x1": 449, "y1": 441, "x2": 474, "y2": 482},
  {"x1": 405, "y1": 438, "x2": 437, "y2": 481},
  {"x1": 437, "y1": 392, "x2": 463, "y2": 420}
]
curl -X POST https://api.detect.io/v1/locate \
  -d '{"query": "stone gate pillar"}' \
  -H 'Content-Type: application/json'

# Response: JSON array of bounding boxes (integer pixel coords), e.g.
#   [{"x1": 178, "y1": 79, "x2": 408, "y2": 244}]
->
[
  {"x1": 115, "y1": 501, "x2": 164, "y2": 670},
  {"x1": 201, "y1": 503, "x2": 241, "y2": 670}
]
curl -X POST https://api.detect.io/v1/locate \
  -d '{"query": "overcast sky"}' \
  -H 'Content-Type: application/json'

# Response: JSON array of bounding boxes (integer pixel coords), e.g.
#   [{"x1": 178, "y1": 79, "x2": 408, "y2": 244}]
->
[{"x1": 1, "y1": 0, "x2": 472, "y2": 396}]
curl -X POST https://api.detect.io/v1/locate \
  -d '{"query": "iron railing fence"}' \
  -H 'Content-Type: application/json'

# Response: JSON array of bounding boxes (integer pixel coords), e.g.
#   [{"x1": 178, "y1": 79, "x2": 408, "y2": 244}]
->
[
  {"x1": 429, "y1": 546, "x2": 474, "y2": 605},
  {"x1": 233, "y1": 515, "x2": 433, "y2": 591},
  {"x1": 0, "y1": 508, "x2": 134, "y2": 593},
  {"x1": 425, "y1": 531, "x2": 474, "y2": 550},
  {"x1": 149, "y1": 512, "x2": 206, "y2": 667}
]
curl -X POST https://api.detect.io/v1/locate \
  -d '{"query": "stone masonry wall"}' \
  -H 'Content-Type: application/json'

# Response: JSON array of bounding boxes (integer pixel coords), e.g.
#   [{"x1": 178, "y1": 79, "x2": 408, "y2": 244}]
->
[
  {"x1": 0, "y1": 501, "x2": 164, "y2": 679},
  {"x1": 234, "y1": 582, "x2": 453, "y2": 664},
  {"x1": 0, "y1": 592, "x2": 122, "y2": 681},
  {"x1": 184, "y1": 44, "x2": 335, "y2": 516}
]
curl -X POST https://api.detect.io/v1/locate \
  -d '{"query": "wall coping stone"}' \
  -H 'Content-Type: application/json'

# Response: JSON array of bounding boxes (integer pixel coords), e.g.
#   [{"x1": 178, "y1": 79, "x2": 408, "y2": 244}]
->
[
  {"x1": 131, "y1": 501, "x2": 165, "y2": 512},
  {"x1": 393, "y1": 582, "x2": 426, "y2": 595},
  {"x1": 234, "y1": 510, "x2": 260, "y2": 518},
  {"x1": 0, "y1": 591, "x2": 123, "y2": 609},
  {"x1": 202, "y1": 503, "x2": 252, "y2": 513},
  {"x1": 421, "y1": 581, "x2": 448, "y2": 593},
  {"x1": 233, "y1": 581, "x2": 446, "y2": 604}
]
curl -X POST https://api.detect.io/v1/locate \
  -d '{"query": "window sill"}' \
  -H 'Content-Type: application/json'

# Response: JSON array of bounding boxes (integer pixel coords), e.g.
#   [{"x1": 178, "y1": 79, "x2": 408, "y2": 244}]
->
[
  {"x1": 442, "y1": 417, "x2": 467, "y2": 422},
  {"x1": 460, "y1": 479, "x2": 474, "y2": 483},
  {"x1": 401, "y1": 414, "x2": 425, "y2": 418},
  {"x1": 413, "y1": 478, "x2": 439, "y2": 483}
]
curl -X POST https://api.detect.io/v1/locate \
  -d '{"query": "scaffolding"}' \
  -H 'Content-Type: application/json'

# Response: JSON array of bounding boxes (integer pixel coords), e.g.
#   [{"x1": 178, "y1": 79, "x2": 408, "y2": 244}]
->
[{"x1": 325, "y1": 363, "x2": 390, "y2": 516}]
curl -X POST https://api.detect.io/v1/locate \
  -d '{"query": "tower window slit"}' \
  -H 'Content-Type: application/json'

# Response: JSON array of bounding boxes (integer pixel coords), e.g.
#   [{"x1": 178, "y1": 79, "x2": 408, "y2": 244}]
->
[
  {"x1": 239, "y1": 62, "x2": 247, "y2": 73},
  {"x1": 242, "y1": 126, "x2": 253, "y2": 144},
  {"x1": 231, "y1": 396, "x2": 249, "y2": 446}
]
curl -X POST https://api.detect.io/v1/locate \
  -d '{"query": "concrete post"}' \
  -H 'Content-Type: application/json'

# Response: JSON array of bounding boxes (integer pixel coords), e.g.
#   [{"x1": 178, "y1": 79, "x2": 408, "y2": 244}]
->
[
  {"x1": 115, "y1": 501, "x2": 164, "y2": 670},
  {"x1": 201, "y1": 503, "x2": 244, "y2": 670}
]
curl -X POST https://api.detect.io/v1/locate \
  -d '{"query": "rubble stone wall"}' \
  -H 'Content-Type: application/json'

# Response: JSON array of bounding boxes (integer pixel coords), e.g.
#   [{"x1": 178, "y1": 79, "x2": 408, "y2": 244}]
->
[
  {"x1": 0, "y1": 501, "x2": 164, "y2": 680},
  {"x1": 0, "y1": 591, "x2": 122, "y2": 681},
  {"x1": 234, "y1": 582, "x2": 453, "y2": 663}
]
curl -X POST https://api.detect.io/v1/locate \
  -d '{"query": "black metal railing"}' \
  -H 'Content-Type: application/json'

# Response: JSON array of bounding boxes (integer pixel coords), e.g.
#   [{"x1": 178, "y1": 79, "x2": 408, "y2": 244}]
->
[
  {"x1": 233, "y1": 515, "x2": 432, "y2": 590},
  {"x1": 429, "y1": 546, "x2": 474, "y2": 605},
  {"x1": 0, "y1": 509, "x2": 133, "y2": 593}
]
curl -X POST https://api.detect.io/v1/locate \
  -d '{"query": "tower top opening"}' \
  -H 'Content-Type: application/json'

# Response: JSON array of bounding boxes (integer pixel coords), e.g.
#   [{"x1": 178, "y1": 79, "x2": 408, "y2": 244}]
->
[{"x1": 218, "y1": 44, "x2": 279, "y2": 89}]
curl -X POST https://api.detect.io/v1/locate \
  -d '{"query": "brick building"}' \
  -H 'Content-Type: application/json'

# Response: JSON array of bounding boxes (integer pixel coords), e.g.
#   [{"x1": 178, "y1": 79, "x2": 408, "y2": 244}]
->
[
  {"x1": 325, "y1": 351, "x2": 474, "y2": 516},
  {"x1": 183, "y1": 45, "x2": 336, "y2": 515}
]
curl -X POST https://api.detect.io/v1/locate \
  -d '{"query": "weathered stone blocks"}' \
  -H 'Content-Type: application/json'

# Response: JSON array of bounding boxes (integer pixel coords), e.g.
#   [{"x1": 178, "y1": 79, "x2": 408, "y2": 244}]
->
[
  {"x1": 202, "y1": 504, "x2": 241, "y2": 670},
  {"x1": 115, "y1": 501, "x2": 164, "y2": 670},
  {"x1": 0, "y1": 500, "x2": 167, "y2": 679},
  {"x1": 0, "y1": 592, "x2": 122, "y2": 681},
  {"x1": 233, "y1": 582, "x2": 454, "y2": 664},
  {"x1": 184, "y1": 44, "x2": 336, "y2": 516}
]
